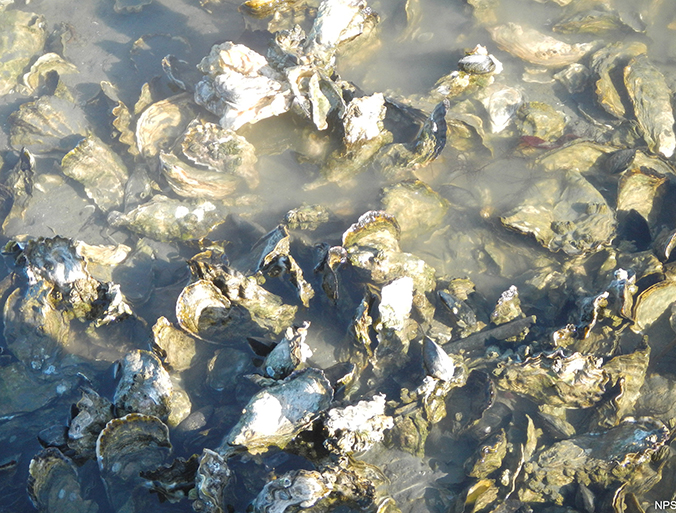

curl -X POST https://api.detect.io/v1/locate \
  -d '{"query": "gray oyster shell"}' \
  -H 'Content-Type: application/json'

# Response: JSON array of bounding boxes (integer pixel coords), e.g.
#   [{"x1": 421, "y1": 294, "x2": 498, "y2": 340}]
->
[
  {"x1": 113, "y1": 349, "x2": 173, "y2": 421},
  {"x1": 263, "y1": 321, "x2": 313, "y2": 379},
  {"x1": 251, "y1": 469, "x2": 331, "y2": 513},
  {"x1": 193, "y1": 448, "x2": 231, "y2": 513},
  {"x1": 68, "y1": 387, "x2": 115, "y2": 462},
  {"x1": 27, "y1": 447, "x2": 98, "y2": 513},
  {"x1": 217, "y1": 368, "x2": 333, "y2": 455},
  {"x1": 96, "y1": 413, "x2": 172, "y2": 512}
]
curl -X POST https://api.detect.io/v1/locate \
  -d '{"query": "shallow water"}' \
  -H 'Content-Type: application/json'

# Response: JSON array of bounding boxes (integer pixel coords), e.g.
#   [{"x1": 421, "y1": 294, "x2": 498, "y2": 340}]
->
[{"x1": 2, "y1": 0, "x2": 676, "y2": 511}]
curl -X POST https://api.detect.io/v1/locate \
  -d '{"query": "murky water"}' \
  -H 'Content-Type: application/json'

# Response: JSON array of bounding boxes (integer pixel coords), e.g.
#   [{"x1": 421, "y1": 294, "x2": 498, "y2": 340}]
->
[{"x1": 2, "y1": 0, "x2": 676, "y2": 511}]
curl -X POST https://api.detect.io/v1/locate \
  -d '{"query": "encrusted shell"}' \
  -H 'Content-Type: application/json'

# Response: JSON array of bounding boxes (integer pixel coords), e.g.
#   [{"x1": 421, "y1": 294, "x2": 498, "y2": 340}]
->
[
  {"x1": 218, "y1": 368, "x2": 333, "y2": 455},
  {"x1": 113, "y1": 350, "x2": 173, "y2": 421}
]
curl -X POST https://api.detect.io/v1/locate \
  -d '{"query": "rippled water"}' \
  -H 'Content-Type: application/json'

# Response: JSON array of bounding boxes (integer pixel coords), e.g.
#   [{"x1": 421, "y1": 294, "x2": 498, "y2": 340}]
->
[{"x1": 2, "y1": 0, "x2": 676, "y2": 511}]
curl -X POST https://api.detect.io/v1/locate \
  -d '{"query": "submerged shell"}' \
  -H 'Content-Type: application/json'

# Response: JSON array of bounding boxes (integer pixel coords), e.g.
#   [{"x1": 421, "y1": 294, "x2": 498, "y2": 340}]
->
[
  {"x1": 9, "y1": 95, "x2": 89, "y2": 154},
  {"x1": 496, "y1": 351, "x2": 608, "y2": 408},
  {"x1": 96, "y1": 413, "x2": 172, "y2": 511},
  {"x1": 113, "y1": 350, "x2": 173, "y2": 421},
  {"x1": 68, "y1": 387, "x2": 115, "y2": 462},
  {"x1": 108, "y1": 195, "x2": 223, "y2": 242},
  {"x1": 194, "y1": 448, "x2": 231, "y2": 513},
  {"x1": 181, "y1": 120, "x2": 259, "y2": 188},
  {"x1": 500, "y1": 170, "x2": 616, "y2": 255},
  {"x1": 60, "y1": 135, "x2": 129, "y2": 212},
  {"x1": 0, "y1": 11, "x2": 47, "y2": 96},
  {"x1": 27, "y1": 447, "x2": 97, "y2": 513},
  {"x1": 252, "y1": 469, "x2": 331, "y2": 513},
  {"x1": 489, "y1": 23, "x2": 594, "y2": 67},
  {"x1": 218, "y1": 368, "x2": 333, "y2": 454},
  {"x1": 380, "y1": 180, "x2": 449, "y2": 236}
]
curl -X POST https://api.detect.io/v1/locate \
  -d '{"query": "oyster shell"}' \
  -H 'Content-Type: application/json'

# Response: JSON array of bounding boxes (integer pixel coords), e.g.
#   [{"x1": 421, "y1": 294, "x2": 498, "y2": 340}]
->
[
  {"x1": 176, "y1": 279, "x2": 231, "y2": 342},
  {"x1": 152, "y1": 316, "x2": 197, "y2": 372},
  {"x1": 380, "y1": 180, "x2": 449, "y2": 237},
  {"x1": 9, "y1": 95, "x2": 89, "y2": 154},
  {"x1": 194, "y1": 42, "x2": 291, "y2": 130},
  {"x1": 500, "y1": 170, "x2": 616, "y2": 255},
  {"x1": 135, "y1": 93, "x2": 197, "y2": 159},
  {"x1": 519, "y1": 417, "x2": 668, "y2": 503},
  {"x1": 0, "y1": 11, "x2": 47, "y2": 96},
  {"x1": 304, "y1": 0, "x2": 379, "y2": 70},
  {"x1": 263, "y1": 321, "x2": 313, "y2": 379},
  {"x1": 96, "y1": 413, "x2": 172, "y2": 512},
  {"x1": 18, "y1": 52, "x2": 78, "y2": 96},
  {"x1": 113, "y1": 349, "x2": 173, "y2": 421},
  {"x1": 217, "y1": 367, "x2": 333, "y2": 455},
  {"x1": 252, "y1": 469, "x2": 331, "y2": 513},
  {"x1": 489, "y1": 23, "x2": 595, "y2": 67},
  {"x1": 323, "y1": 394, "x2": 393, "y2": 454},
  {"x1": 478, "y1": 83, "x2": 523, "y2": 133},
  {"x1": 624, "y1": 54, "x2": 676, "y2": 158},
  {"x1": 193, "y1": 448, "x2": 231, "y2": 513},
  {"x1": 589, "y1": 40, "x2": 647, "y2": 119},
  {"x1": 108, "y1": 195, "x2": 223, "y2": 242},
  {"x1": 68, "y1": 387, "x2": 115, "y2": 462},
  {"x1": 27, "y1": 447, "x2": 97, "y2": 513},
  {"x1": 495, "y1": 350, "x2": 608, "y2": 408},
  {"x1": 60, "y1": 135, "x2": 129, "y2": 212}
]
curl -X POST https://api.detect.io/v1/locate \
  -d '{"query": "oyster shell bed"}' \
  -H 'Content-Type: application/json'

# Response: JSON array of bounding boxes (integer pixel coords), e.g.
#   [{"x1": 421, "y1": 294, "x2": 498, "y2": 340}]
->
[{"x1": 3, "y1": 0, "x2": 676, "y2": 512}]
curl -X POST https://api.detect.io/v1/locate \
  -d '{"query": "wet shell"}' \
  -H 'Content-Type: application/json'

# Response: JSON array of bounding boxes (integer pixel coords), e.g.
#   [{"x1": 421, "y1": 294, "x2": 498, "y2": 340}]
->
[
  {"x1": 176, "y1": 279, "x2": 232, "y2": 342},
  {"x1": 0, "y1": 11, "x2": 47, "y2": 96},
  {"x1": 9, "y1": 95, "x2": 89, "y2": 154},
  {"x1": 489, "y1": 23, "x2": 594, "y2": 67},
  {"x1": 423, "y1": 337, "x2": 457, "y2": 382},
  {"x1": 194, "y1": 448, "x2": 231, "y2": 513},
  {"x1": 96, "y1": 413, "x2": 172, "y2": 510},
  {"x1": 342, "y1": 210, "x2": 401, "y2": 251},
  {"x1": 28, "y1": 447, "x2": 97, "y2": 513},
  {"x1": 624, "y1": 54, "x2": 676, "y2": 158},
  {"x1": 107, "y1": 195, "x2": 223, "y2": 242},
  {"x1": 218, "y1": 368, "x2": 333, "y2": 454},
  {"x1": 252, "y1": 469, "x2": 331, "y2": 513},
  {"x1": 68, "y1": 387, "x2": 115, "y2": 462},
  {"x1": 181, "y1": 120, "x2": 259, "y2": 188},
  {"x1": 60, "y1": 135, "x2": 129, "y2": 212},
  {"x1": 113, "y1": 349, "x2": 173, "y2": 421},
  {"x1": 135, "y1": 93, "x2": 197, "y2": 159}
]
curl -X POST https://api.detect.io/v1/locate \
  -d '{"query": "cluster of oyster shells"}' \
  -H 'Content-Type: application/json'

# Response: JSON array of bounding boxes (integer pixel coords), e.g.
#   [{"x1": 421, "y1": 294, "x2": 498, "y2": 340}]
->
[{"x1": 3, "y1": 0, "x2": 676, "y2": 511}]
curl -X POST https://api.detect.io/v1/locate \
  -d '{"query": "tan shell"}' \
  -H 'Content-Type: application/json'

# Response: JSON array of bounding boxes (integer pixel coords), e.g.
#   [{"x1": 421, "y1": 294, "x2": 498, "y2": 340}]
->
[
  {"x1": 135, "y1": 93, "x2": 197, "y2": 159},
  {"x1": 176, "y1": 279, "x2": 232, "y2": 342},
  {"x1": 489, "y1": 23, "x2": 594, "y2": 67}
]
